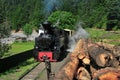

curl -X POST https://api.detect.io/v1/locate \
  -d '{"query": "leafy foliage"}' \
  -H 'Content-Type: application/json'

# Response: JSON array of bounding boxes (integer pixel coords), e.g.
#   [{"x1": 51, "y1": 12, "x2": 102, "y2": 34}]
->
[
  {"x1": 6, "y1": 0, "x2": 43, "y2": 30},
  {"x1": 23, "y1": 23, "x2": 33, "y2": 36},
  {"x1": 0, "y1": 42, "x2": 11, "y2": 58},
  {"x1": 0, "y1": 0, "x2": 120, "y2": 31},
  {"x1": 0, "y1": 21, "x2": 11, "y2": 58},
  {"x1": 0, "y1": 21, "x2": 11, "y2": 38},
  {"x1": 48, "y1": 11, "x2": 77, "y2": 29},
  {"x1": 105, "y1": 0, "x2": 120, "y2": 30}
]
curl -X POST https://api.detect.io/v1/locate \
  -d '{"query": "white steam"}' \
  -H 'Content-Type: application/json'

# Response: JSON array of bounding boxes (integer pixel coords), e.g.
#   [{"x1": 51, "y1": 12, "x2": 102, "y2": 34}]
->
[
  {"x1": 67, "y1": 24, "x2": 89, "y2": 52},
  {"x1": 43, "y1": 0, "x2": 62, "y2": 18}
]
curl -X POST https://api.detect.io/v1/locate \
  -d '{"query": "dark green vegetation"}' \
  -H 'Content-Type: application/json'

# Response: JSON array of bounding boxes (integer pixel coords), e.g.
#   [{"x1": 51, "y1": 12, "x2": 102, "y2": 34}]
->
[
  {"x1": 48, "y1": 11, "x2": 76, "y2": 29},
  {"x1": 0, "y1": 21, "x2": 11, "y2": 58},
  {"x1": 0, "y1": 0, "x2": 120, "y2": 32}
]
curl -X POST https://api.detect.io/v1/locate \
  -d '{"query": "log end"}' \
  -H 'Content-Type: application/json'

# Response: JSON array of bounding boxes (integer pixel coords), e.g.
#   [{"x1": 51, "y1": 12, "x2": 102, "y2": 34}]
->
[{"x1": 93, "y1": 67, "x2": 120, "y2": 80}]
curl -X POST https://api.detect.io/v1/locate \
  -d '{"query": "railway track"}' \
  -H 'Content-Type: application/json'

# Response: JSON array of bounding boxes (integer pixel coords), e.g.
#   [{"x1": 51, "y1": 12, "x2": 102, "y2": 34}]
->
[
  {"x1": 37, "y1": 53, "x2": 70, "y2": 80},
  {"x1": 19, "y1": 62, "x2": 47, "y2": 80},
  {"x1": 19, "y1": 53, "x2": 70, "y2": 80}
]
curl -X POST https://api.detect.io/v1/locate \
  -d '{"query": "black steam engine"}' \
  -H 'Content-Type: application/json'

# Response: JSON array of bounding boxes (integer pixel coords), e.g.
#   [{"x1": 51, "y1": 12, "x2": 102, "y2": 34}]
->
[{"x1": 33, "y1": 21, "x2": 68, "y2": 62}]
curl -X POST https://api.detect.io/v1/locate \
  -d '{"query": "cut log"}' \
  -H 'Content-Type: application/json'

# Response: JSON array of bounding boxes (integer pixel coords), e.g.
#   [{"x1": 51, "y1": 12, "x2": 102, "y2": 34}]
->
[
  {"x1": 93, "y1": 67, "x2": 120, "y2": 80},
  {"x1": 78, "y1": 50, "x2": 86, "y2": 59},
  {"x1": 77, "y1": 39, "x2": 90, "y2": 65},
  {"x1": 96, "y1": 42, "x2": 120, "y2": 67},
  {"x1": 113, "y1": 46, "x2": 120, "y2": 58},
  {"x1": 75, "y1": 67, "x2": 91, "y2": 80},
  {"x1": 97, "y1": 42, "x2": 120, "y2": 57},
  {"x1": 82, "y1": 57, "x2": 90, "y2": 65},
  {"x1": 97, "y1": 42, "x2": 114, "y2": 50},
  {"x1": 53, "y1": 56, "x2": 79, "y2": 80},
  {"x1": 54, "y1": 39, "x2": 120, "y2": 80},
  {"x1": 90, "y1": 65, "x2": 97, "y2": 78},
  {"x1": 54, "y1": 39, "x2": 86, "y2": 80},
  {"x1": 88, "y1": 46, "x2": 114, "y2": 67}
]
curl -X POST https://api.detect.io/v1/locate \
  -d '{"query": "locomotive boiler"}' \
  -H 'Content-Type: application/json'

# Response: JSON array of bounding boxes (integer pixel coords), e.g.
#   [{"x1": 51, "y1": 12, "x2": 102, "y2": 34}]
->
[{"x1": 33, "y1": 21, "x2": 69, "y2": 62}]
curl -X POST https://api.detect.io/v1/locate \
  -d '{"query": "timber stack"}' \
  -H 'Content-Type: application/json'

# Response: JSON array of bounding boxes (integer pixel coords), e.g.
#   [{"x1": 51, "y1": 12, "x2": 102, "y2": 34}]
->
[{"x1": 54, "y1": 39, "x2": 120, "y2": 80}]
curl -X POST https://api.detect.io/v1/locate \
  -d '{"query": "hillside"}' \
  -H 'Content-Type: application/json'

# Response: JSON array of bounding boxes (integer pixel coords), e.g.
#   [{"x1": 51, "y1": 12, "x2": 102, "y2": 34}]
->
[{"x1": 0, "y1": 0, "x2": 120, "y2": 31}]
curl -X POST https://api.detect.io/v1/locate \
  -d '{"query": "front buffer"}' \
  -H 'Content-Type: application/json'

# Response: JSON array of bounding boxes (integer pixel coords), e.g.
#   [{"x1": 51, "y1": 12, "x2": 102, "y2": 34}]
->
[{"x1": 38, "y1": 52, "x2": 57, "y2": 62}]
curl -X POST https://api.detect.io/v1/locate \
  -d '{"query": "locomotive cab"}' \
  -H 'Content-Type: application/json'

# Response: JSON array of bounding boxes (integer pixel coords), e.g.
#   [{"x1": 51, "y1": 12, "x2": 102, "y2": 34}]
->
[{"x1": 64, "y1": 29, "x2": 74, "y2": 37}]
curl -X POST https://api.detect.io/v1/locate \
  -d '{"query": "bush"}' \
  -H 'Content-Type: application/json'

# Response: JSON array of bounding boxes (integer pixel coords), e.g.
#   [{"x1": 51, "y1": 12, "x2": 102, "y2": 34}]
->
[
  {"x1": 0, "y1": 42, "x2": 11, "y2": 58},
  {"x1": 47, "y1": 11, "x2": 77, "y2": 29},
  {"x1": 23, "y1": 23, "x2": 33, "y2": 36}
]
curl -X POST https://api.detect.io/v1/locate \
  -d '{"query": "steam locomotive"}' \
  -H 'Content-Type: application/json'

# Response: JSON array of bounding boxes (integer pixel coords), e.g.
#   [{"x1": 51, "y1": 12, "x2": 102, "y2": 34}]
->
[{"x1": 33, "y1": 21, "x2": 69, "y2": 62}]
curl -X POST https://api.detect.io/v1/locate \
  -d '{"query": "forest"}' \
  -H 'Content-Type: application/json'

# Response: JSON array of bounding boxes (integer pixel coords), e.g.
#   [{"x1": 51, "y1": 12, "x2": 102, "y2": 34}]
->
[{"x1": 0, "y1": 0, "x2": 120, "y2": 35}]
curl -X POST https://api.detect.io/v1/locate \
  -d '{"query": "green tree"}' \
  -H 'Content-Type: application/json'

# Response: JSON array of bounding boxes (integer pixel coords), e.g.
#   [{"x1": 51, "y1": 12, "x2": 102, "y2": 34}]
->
[
  {"x1": 47, "y1": 11, "x2": 77, "y2": 29},
  {"x1": 0, "y1": 21, "x2": 11, "y2": 38},
  {"x1": 0, "y1": 21, "x2": 11, "y2": 58},
  {"x1": 105, "y1": 0, "x2": 120, "y2": 30},
  {"x1": 61, "y1": 0, "x2": 80, "y2": 15},
  {"x1": 23, "y1": 23, "x2": 33, "y2": 37},
  {"x1": 7, "y1": 0, "x2": 43, "y2": 31},
  {"x1": 1, "y1": 0, "x2": 120, "y2": 31},
  {"x1": 29, "y1": 0, "x2": 44, "y2": 28},
  {"x1": 0, "y1": 42, "x2": 11, "y2": 58},
  {"x1": 76, "y1": 0, "x2": 107, "y2": 28}
]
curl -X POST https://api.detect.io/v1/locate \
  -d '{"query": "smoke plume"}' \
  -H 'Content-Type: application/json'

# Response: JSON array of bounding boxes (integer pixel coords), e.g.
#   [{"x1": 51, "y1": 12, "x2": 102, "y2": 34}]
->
[
  {"x1": 67, "y1": 23, "x2": 89, "y2": 52},
  {"x1": 43, "y1": 0, "x2": 62, "y2": 18}
]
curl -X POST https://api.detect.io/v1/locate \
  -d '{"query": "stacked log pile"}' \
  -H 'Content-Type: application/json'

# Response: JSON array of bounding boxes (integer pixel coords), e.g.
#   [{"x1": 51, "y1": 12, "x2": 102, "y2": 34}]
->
[{"x1": 54, "y1": 39, "x2": 120, "y2": 80}]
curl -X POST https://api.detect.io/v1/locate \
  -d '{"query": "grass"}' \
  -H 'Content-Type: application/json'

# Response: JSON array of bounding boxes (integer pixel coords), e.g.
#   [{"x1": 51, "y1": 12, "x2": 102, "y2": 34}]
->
[
  {"x1": 0, "y1": 58, "x2": 38, "y2": 80},
  {"x1": 3, "y1": 41, "x2": 34, "y2": 58},
  {"x1": 86, "y1": 28, "x2": 120, "y2": 45},
  {"x1": 0, "y1": 41, "x2": 38, "y2": 80},
  {"x1": 86, "y1": 28, "x2": 108, "y2": 38}
]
